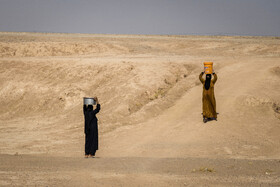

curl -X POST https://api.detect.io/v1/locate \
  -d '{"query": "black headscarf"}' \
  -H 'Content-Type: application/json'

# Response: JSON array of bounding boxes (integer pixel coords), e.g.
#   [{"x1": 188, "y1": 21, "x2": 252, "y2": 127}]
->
[
  {"x1": 204, "y1": 74, "x2": 212, "y2": 90},
  {"x1": 87, "y1": 105, "x2": 93, "y2": 111}
]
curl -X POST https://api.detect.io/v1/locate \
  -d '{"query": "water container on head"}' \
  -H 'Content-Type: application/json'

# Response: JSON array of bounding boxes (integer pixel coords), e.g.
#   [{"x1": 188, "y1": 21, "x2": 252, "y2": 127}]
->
[
  {"x1": 83, "y1": 97, "x2": 96, "y2": 105},
  {"x1": 204, "y1": 62, "x2": 213, "y2": 74}
]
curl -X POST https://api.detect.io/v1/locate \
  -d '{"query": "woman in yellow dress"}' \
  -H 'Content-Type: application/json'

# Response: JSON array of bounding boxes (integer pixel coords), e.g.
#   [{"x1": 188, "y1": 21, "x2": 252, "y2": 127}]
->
[{"x1": 199, "y1": 71, "x2": 218, "y2": 123}]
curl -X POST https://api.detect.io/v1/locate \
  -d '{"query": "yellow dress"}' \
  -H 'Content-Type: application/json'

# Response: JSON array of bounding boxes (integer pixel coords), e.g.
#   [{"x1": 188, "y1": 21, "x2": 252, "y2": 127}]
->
[{"x1": 199, "y1": 73, "x2": 217, "y2": 118}]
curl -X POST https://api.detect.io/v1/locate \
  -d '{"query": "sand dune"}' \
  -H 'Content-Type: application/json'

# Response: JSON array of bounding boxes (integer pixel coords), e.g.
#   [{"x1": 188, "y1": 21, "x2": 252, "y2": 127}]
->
[{"x1": 0, "y1": 32, "x2": 279, "y2": 186}]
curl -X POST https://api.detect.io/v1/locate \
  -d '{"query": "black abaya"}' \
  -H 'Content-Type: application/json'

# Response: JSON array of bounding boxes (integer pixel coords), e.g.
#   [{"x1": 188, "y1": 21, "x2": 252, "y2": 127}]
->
[{"x1": 83, "y1": 104, "x2": 100, "y2": 155}]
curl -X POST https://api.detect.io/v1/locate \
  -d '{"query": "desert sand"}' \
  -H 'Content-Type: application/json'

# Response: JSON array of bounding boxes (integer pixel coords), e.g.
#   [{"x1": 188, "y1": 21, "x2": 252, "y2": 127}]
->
[{"x1": 0, "y1": 32, "x2": 280, "y2": 186}]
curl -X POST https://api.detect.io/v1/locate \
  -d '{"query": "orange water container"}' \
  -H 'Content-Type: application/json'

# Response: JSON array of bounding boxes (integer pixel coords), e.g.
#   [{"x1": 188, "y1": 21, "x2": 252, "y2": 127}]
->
[{"x1": 204, "y1": 62, "x2": 213, "y2": 74}]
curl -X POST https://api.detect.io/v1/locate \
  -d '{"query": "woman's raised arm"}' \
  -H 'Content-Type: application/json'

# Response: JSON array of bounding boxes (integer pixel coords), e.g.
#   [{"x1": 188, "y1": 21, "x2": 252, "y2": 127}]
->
[{"x1": 199, "y1": 72, "x2": 205, "y2": 83}]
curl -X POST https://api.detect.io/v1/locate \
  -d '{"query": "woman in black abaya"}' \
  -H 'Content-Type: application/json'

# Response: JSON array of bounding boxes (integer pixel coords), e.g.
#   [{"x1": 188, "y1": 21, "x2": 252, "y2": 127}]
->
[{"x1": 83, "y1": 97, "x2": 101, "y2": 158}]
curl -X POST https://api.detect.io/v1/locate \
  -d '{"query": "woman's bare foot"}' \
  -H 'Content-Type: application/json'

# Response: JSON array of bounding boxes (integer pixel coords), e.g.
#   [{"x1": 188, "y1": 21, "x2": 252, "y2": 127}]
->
[{"x1": 84, "y1": 155, "x2": 89, "y2": 158}]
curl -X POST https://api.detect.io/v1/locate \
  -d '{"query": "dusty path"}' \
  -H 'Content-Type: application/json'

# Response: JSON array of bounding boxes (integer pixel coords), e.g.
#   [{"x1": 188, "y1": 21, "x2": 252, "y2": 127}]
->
[{"x1": 1, "y1": 154, "x2": 280, "y2": 186}]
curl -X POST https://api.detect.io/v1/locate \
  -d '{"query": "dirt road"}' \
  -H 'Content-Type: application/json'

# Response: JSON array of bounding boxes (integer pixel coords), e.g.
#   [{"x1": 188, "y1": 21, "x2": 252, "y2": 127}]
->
[{"x1": 1, "y1": 154, "x2": 279, "y2": 186}]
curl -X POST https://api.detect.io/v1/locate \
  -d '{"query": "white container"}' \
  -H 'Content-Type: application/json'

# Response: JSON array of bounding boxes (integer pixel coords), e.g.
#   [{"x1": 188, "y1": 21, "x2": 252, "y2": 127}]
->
[{"x1": 83, "y1": 97, "x2": 96, "y2": 105}]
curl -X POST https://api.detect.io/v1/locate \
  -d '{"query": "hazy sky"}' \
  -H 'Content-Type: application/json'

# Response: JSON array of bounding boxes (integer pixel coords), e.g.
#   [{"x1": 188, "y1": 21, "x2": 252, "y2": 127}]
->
[{"x1": 0, "y1": 0, "x2": 280, "y2": 36}]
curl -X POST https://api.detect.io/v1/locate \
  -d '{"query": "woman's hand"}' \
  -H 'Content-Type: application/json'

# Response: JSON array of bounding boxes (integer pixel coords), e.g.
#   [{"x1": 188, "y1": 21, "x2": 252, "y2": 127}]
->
[{"x1": 94, "y1": 97, "x2": 99, "y2": 104}]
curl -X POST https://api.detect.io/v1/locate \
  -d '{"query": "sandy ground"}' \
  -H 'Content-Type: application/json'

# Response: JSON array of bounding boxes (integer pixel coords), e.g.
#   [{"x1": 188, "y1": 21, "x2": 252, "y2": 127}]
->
[{"x1": 0, "y1": 32, "x2": 280, "y2": 186}]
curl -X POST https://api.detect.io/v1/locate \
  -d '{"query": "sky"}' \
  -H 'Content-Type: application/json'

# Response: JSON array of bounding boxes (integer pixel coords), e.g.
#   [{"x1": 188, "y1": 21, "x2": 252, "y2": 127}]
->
[{"x1": 0, "y1": 0, "x2": 280, "y2": 36}]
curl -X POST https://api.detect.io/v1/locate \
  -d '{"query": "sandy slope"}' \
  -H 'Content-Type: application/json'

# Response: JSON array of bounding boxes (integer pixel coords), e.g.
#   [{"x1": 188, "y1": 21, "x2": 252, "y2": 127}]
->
[{"x1": 0, "y1": 32, "x2": 279, "y2": 186}]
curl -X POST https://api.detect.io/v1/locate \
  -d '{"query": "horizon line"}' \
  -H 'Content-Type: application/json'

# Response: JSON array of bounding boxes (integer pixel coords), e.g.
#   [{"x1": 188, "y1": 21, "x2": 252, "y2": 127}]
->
[{"x1": 0, "y1": 30, "x2": 279, "y2": 38}]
